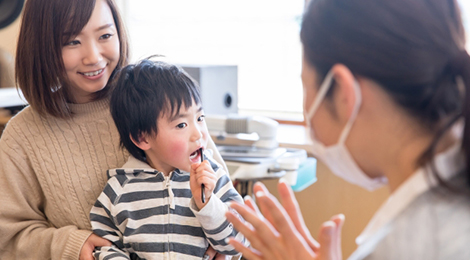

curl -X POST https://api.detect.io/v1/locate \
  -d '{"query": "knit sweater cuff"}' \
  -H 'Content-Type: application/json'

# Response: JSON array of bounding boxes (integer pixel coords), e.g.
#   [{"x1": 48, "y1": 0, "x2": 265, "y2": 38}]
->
[{"x1": 62, "y1": 230, "x2": 93, "y2": 260}]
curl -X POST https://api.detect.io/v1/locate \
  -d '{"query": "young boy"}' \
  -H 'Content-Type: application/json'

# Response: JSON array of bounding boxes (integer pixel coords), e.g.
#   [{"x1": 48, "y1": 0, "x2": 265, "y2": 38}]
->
[{"x1": 90, "y1": 59, "x2": 246, "y2": 259}]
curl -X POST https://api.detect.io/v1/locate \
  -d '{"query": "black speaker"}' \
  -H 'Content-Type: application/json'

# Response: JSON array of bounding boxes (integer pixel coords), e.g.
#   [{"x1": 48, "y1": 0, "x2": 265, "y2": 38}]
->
[{"x1": 0, "y1": 0, "x2": 25, "y2": 29}]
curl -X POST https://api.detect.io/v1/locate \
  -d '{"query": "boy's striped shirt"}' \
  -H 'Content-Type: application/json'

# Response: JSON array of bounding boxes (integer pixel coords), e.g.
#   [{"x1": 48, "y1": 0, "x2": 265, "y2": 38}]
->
[{"x1": 90, "y1": 152, "x2": 246, "y2": 259}]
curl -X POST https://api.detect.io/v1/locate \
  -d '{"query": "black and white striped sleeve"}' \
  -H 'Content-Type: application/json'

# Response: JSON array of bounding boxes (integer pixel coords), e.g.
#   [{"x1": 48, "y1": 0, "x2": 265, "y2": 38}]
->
[
  {"x1": 90, "y1": 178, "x2": 130, "y2": 259},
  {"x1": 190, "y1": 158, "x2": 247, "y2": 255},
  {"x1": 93, "y1": 246, "x2": 130, "y2": 260}
]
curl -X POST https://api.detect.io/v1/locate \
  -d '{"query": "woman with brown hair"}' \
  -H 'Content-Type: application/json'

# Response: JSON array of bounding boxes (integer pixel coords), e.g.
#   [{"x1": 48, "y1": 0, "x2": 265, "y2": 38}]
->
[
  {"x1": 0, "y1": 0, "x2": 227, "y2": 259},
  {"x1": 226, "y1": 0, "x2": 470, "y2": 259}
]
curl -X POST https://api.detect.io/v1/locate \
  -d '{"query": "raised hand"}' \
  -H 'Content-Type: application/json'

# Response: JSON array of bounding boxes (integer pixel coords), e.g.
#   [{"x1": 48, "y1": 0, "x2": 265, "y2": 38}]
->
[{"x1": 225, "y1": 181, "x2": 345, "y2": 260}]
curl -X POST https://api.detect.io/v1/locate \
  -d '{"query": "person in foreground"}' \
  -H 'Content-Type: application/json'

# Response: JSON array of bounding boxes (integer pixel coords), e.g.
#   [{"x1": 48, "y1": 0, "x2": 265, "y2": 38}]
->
[
  {"x1": 90, "y1": 59, "x2": 246, "y2": 259},
  {"x1": 225, "y1": 0, "x2": 470, "y2": 259},
  {"x1": 0, "y1": 0, "x2": 229, "y2": 259}
]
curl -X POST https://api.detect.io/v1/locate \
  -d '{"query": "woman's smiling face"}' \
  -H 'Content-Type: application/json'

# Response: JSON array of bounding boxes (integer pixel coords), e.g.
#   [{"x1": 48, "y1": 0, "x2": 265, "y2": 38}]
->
[{"x1": 61, "y1": 0, "x2": 120, "y2": 103}]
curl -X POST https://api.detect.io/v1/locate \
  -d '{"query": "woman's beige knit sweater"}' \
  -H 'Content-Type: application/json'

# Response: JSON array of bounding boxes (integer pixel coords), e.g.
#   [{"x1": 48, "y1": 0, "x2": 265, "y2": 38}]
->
[
  {"x1": 0, "y1": 98, "x2": 229, "y2": 259},
  {"x1": 0, "y1": 99, "x2": 128, "y2": 259}
]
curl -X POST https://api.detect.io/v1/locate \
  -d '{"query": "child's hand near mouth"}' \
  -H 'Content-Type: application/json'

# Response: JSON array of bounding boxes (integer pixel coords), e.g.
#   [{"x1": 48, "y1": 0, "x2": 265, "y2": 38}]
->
[{"x1": 190, "y1": 159, "x2": 218, "y2": 210}]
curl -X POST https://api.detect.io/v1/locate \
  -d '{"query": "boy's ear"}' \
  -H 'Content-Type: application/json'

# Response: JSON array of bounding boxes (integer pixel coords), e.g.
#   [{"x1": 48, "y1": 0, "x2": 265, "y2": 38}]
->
[{"x1": 130, "y1": 133, "x2": 151, "y2": 151}]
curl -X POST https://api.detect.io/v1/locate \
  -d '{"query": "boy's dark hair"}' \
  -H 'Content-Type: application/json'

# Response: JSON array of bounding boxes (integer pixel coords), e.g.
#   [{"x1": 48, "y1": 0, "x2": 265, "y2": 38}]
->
[{"x1": 110, "y1": 58, "x2": 202, "y2": 162}]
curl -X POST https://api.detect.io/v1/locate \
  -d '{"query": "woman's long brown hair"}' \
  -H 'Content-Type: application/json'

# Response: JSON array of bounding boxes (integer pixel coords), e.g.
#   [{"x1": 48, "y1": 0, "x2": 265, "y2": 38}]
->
[{"x1": 15, "y1": 0, "x2": 129, "y2": 118}]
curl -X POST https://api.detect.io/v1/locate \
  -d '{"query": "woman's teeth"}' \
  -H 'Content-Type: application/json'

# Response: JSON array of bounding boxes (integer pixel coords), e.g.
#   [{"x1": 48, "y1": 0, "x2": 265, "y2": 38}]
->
[{"x1": 83, "y1": 69, "x2": 103, "y2": 77}]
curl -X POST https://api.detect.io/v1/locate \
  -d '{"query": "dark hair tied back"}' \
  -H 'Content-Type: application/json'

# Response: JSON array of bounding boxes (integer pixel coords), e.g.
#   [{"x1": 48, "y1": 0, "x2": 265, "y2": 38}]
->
[
  {"x1": 449, "y1": 50, "x2": 470, "y2": 76},
  {"x1": 301, "y1": 0, "x2": 470, "y2": 189},
  {"x1": 450, "y1": 50, "x2": 470, "y2": 186}
]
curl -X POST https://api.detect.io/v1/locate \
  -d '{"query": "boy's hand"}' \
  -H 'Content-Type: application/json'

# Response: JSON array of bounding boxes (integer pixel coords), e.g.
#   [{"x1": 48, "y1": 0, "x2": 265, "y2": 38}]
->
[{"x1": 190, "y1": 160, "x2": 217, "y2": 209}]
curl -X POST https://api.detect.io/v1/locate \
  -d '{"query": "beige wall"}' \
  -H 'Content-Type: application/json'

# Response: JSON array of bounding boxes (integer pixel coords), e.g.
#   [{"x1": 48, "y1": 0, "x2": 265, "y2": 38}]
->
[
  {"x1": 0, "y1": 14, "x2": 21, "y2": 88},
  {"x1": 0, "y1": 18, "x2": 21, "y2": 56}
]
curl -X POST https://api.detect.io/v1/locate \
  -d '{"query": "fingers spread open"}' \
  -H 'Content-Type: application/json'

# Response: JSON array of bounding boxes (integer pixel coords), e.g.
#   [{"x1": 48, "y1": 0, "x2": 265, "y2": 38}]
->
[
  {"x1": 330, "y1": 214, "x2": 345, "y2": 259},
  {"x1": 277, "y1": 180, "x2": 320, "y2": 251},
  {"x1": 226, "y1": 237, "x2": 263, "y2": 260},
  {"x1": 277, "y1": 180, "x2": 302, "y2": 224},
  {"x1": 318, "y1": 220, "x2": 337, "y2": 259},
  {"x1": 252, "y1": 183, "x2": 277, "y2": 226},
  {"x1": 226, "y1": 203, "x2": 273, "y2": 252},
  {"x1": 244, "y1": 195, "x2": 262, "y2": 217},
  {"x1": 255, "y1": 191, "x2": 297, "y2": 241}
]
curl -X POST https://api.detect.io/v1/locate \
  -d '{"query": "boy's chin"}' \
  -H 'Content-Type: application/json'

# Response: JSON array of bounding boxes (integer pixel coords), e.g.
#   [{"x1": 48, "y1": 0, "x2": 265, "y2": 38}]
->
[{"x1": 180, "y1": 165, "x2": 192, "y2": 173}]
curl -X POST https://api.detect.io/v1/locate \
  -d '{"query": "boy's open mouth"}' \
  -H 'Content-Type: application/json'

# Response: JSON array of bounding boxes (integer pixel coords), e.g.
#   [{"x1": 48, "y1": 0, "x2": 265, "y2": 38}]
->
[{"x1": 189, "y1": 148, "x2": 202, "y2": 163}]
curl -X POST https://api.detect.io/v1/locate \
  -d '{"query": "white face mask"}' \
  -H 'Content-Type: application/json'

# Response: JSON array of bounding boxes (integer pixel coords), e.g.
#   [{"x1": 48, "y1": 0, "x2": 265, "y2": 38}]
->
[{"x1": 303, "y1": 70, "x2": 387, "y2": 191}]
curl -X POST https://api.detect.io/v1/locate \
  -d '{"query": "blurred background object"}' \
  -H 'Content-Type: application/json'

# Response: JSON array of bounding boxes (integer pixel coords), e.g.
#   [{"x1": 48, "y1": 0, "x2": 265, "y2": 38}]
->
[
  {"x1": 0, "y1": 47, "x2": 14, "y2": 88},
  {"x1": 0, "y1": 0, "x2": 25, "y2": 88},
  {"x1": 0, "y1": 0, "x2": 25, "y2": 29},
  {"x1": 0, "y1": 0, "x2": 25, "y2": 134}
]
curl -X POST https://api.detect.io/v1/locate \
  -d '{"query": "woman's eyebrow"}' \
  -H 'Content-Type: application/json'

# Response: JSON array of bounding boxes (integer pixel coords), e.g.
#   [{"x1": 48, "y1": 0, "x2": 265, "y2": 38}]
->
[{"x1": 96, "y1": 23, "x2": 115, "y2": 32}]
